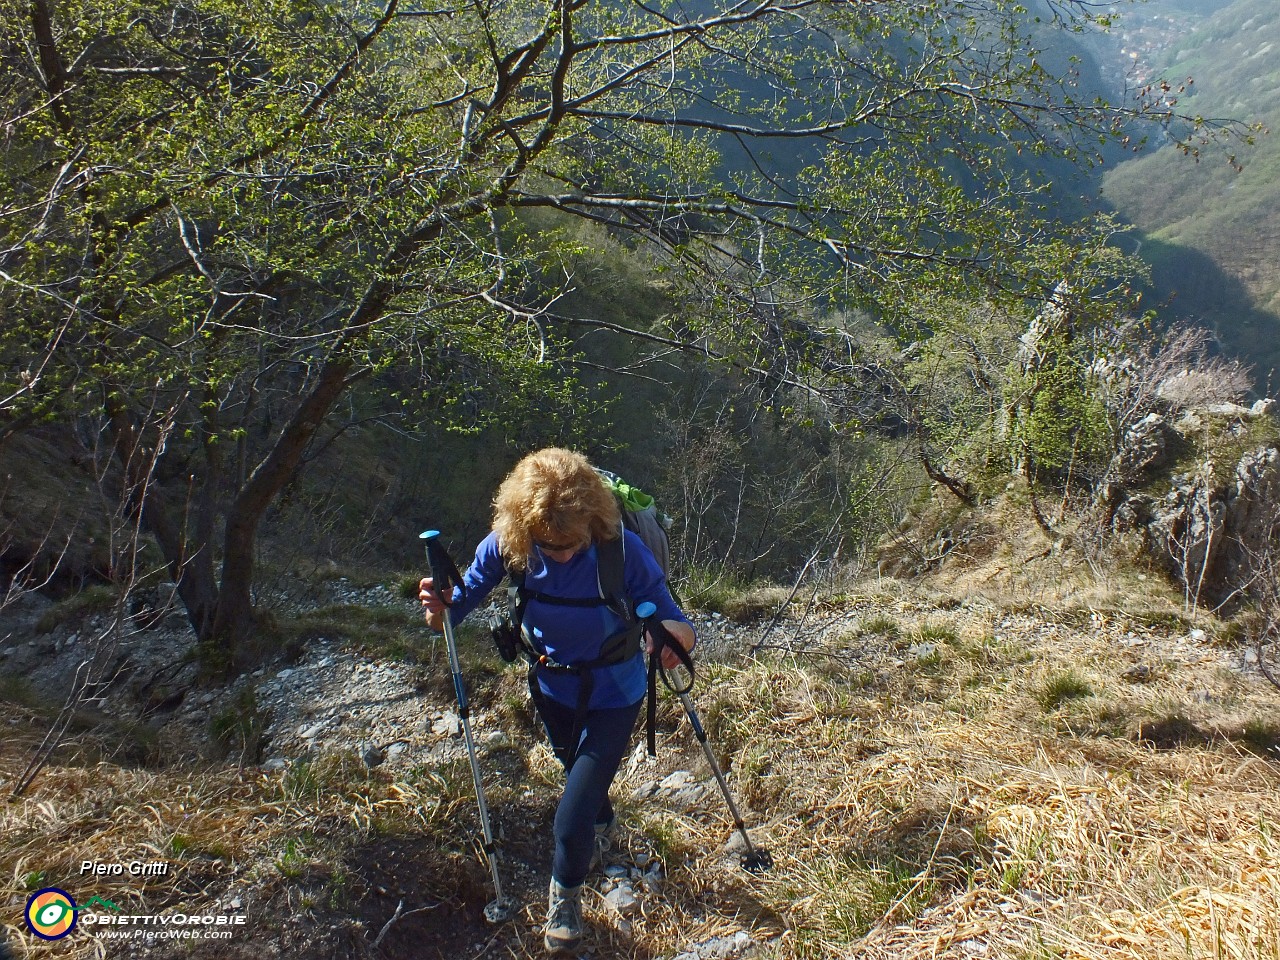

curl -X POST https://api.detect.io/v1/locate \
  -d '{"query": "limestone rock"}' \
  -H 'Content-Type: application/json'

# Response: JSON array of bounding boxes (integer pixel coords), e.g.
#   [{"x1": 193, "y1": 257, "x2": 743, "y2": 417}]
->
[
  {"x1": 603, "y1": 883, "x2": 640, "y2": 916},
  {"x1": 1116, "y1": 414, "x2": 1177, "y2": 483},
  {"x1": 1139, "y1": 446, "x2": 1280, "y2": 605}
]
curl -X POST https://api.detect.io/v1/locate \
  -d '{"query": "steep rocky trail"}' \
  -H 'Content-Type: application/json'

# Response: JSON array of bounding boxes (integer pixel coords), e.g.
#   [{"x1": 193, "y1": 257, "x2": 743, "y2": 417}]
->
[{"x1": 1, "y1": 578, "x2": 1273, "y2": 960}]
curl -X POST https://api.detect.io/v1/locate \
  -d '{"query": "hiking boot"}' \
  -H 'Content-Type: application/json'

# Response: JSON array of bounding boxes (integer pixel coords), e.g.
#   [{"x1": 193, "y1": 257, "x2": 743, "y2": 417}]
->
[
  {"x1": 589, "y1": 815, "x2": 615, "y2": 873},
  {"x1": 544, "y1": 878, "x2": 583, "y2": 954}
]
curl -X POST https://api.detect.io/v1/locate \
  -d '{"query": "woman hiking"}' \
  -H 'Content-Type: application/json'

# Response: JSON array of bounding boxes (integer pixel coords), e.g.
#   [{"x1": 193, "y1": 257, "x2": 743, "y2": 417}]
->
[{"x1": 419, "y1": 447, "x2": 695, "y2": 954}]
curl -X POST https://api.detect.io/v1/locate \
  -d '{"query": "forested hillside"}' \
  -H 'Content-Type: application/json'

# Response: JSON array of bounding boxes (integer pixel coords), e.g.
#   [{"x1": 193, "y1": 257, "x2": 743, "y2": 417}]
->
[
  {"x1": 1101, "y1": 0, "x2": 1280, "y2": 379},
  {"x1": 3, "y1": 3, "x2": 1280, "y2": 957}
]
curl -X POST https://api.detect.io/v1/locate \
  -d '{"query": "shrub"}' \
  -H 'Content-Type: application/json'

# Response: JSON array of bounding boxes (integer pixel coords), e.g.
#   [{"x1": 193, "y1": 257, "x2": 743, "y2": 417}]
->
[
  {"x1": 209, "y1": 686, "x2": 270, "y2": 765},
  {"x1": 35, "y1": 585, "x2": 117, "y2": 633}
]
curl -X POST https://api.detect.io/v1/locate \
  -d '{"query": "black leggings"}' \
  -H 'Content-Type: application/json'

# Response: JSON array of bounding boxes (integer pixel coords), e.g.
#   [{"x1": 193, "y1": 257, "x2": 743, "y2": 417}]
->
[{"x1": 538, "y1": 695, "x2": 642, "y2": 888}]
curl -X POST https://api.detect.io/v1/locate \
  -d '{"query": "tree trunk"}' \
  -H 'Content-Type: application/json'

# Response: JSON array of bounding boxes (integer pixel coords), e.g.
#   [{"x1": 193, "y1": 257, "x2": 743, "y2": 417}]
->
[
  {"x1": 209, "y1": 358, "x2": 359, "y2": 671},
  {"x1": 105, "y1": 397, "x2": 222, "y2": 639}
]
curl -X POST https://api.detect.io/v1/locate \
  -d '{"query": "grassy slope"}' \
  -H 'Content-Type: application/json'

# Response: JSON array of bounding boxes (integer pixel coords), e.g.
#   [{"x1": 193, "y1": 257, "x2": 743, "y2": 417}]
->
[
  {"x1": 3, "y1": 533, "x2": 1277, "y2": 960},
  {"x1": 1100, "y1": 0, "x2": 1280, "y2": 377}
]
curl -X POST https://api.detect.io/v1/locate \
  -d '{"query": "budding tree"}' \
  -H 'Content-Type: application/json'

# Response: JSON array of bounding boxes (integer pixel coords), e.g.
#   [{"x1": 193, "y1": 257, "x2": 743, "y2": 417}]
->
[{"x1": 0, "y1": 0, "x2": 1245, "y2": 668}]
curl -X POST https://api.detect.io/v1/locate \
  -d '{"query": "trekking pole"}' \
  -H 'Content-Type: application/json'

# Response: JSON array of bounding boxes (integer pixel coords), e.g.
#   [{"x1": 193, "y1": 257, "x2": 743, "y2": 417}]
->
[
  {"x1": 421, "y1": 530, "x2": 516, "y2": 923},
  {"x1": 636, "y1": 602, "x2": 774, "y2": 873}
]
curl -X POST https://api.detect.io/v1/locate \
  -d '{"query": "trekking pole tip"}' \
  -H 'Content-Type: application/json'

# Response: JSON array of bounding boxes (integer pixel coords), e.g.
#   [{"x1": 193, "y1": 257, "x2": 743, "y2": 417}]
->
[{"x1": 483, "y1": 898, "x2": 517, "y2": 924}]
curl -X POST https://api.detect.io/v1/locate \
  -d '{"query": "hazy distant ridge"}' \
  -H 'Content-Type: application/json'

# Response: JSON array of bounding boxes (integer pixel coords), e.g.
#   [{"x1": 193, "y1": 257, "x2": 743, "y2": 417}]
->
[{"x1": 1101, "y1": 0, "x2": 1280, "y2": 376}]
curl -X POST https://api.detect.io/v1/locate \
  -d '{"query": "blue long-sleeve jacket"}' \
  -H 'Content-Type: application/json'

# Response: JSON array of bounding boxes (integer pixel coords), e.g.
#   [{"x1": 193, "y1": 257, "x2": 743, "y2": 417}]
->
[{"x1": 445, "y1": 529, "x2": 692, "y2": 709}]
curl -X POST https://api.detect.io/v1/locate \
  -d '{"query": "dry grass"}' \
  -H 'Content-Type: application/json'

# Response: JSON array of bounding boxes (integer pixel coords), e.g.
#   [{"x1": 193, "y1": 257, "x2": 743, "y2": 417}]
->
[
  {"x1": 0, "y1": 716, "x2": 473, "y2": 958},
  {"x1": 2, "y1": 575, "x2": 1278, "y2": 960},
  {"x1": 644, "y1": 595, "x2": 1280, "y2": 960},
  {"x1": 883, "y1": 485, "x2": 1192, "y2": 623}
]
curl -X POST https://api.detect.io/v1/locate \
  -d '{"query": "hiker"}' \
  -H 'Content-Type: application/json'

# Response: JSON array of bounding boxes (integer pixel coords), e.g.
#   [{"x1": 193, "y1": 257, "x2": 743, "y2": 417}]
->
[{"x1": 419, "y1": 447, "x2": 696, "y2": 953}]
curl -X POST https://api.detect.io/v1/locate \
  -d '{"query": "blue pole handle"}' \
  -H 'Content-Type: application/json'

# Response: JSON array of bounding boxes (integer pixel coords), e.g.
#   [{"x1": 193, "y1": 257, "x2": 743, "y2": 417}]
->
[
  {"x1": 636, "y1": 601, "x2": 694, "y2": 695},
  {"x1": 420, "y1": 529, "x2": 463, "y2": 600}
]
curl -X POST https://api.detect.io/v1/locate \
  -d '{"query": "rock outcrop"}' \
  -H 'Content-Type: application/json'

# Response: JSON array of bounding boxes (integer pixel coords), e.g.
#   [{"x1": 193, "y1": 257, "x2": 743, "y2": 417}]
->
[
  {"x1": 1218, "y1": 446, "x2": 1280, "y2": 592},
  {"x1": 1104, "y1": 403, "x2": 1280, "y2": 605}
]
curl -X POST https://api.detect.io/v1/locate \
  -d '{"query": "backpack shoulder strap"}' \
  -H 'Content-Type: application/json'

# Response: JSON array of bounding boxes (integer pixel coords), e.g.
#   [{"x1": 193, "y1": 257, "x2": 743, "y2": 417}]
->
[
  {"x1": 506, "y1": 533, "x2": 632, "y2": 627},
  {"x1": 506, "y1": 564, "x2": 528, "y2": 635},
  {"x1": 595, "y1": 530, "x2": 631, "y2": 622}
]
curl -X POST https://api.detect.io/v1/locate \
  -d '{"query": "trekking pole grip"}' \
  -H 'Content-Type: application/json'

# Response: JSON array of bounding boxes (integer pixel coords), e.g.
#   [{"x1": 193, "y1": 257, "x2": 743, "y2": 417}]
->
[
  {"x1": 421, "y1": 529, "x2": 465, "y2": 604},
  {"x1": 636, "y1": 602, "x2": 694, "y2": 694}
]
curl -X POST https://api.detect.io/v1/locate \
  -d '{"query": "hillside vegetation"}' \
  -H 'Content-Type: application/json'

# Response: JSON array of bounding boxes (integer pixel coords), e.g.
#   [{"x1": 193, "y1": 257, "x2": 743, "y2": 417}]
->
[
  {"x1": 2, "y1": 521, "x2": 1278, "y2": 960},
  {"x1": 1101, "y1": 0, "x2": 1280, "y2": 376}
]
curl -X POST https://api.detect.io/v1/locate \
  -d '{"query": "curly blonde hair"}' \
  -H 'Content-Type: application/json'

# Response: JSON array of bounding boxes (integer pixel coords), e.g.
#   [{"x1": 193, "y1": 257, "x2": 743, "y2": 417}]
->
[{"x1": 493, "y1": 448, "x2": 621, "y2": 571}]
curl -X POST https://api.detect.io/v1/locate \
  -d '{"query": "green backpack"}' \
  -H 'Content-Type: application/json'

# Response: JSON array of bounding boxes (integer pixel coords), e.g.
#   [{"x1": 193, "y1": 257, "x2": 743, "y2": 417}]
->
[{"x1": 595, "y1": 468, "x2": 672, "y2": 579}]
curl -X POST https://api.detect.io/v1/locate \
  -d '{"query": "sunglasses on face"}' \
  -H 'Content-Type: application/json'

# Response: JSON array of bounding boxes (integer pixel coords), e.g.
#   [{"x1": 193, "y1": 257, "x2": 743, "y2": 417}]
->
[{"x1": 535, "y1": 537, "x2": 580, "y2": 552}]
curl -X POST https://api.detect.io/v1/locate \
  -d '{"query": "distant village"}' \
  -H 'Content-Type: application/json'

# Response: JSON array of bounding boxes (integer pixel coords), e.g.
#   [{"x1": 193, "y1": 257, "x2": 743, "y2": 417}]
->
[{"x1": 1092, "y1": 8, "x2": 1208, "y2": 91}]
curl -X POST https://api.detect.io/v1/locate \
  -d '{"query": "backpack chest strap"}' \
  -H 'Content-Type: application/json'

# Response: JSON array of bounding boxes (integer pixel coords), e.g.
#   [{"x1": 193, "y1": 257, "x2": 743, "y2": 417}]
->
[{"x1": 507, "y1": 533, "x2": 631, "y2": 630}]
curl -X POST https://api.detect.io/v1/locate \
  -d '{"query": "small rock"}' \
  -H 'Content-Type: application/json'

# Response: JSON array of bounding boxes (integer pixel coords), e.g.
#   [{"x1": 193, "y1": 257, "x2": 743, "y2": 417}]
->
[
  {"x1": 639, "y1": 867, "x2": 662, "y2": 895},
  {"x1": 1189, "y1": 629, "x2": 1208, "y2": 643},
  {"x1": 1121, "y1": 664, "x2": 1152, "y2": 683},
  {"x1": 604, "y1": 884, "x2": 639, "y2": 917},
  {"x1": 722, "y1": 831, "x2": 752, "y2": 857},
  {"x1": 361, "y1": 744, "x2": 386, "y2": 768},
  {"x1": 432, "y1": 712, "x2": 463, "y2": 738},
  {"x1": 672, "y1": 930, "x2": 756, "y2": 960}
]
